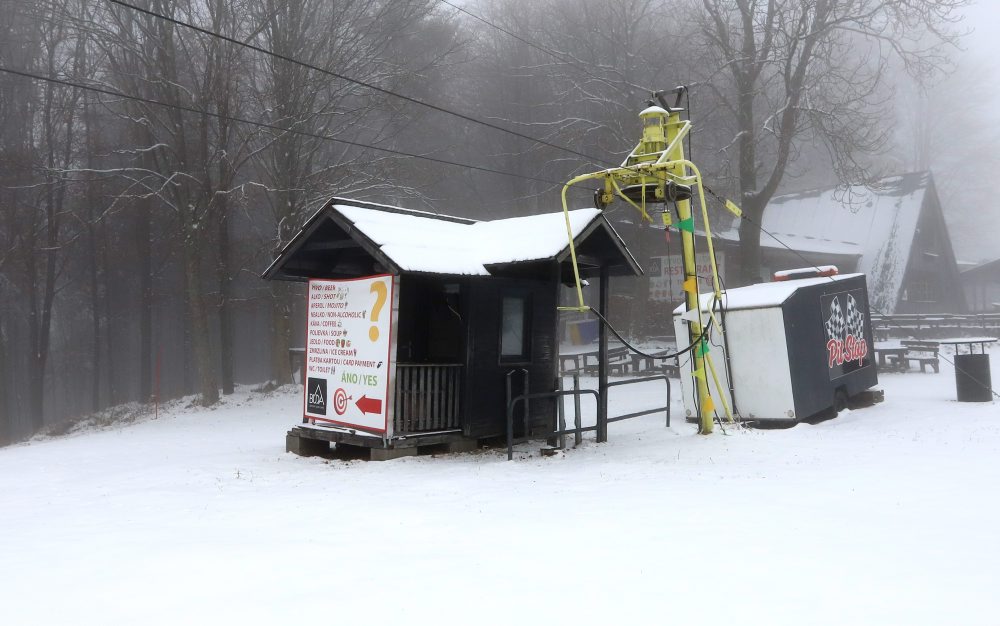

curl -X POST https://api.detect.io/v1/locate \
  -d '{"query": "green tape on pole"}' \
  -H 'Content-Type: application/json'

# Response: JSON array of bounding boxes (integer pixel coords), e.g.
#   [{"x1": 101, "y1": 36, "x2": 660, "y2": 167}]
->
[
  {"x1": 675, "y1": 217, "x2": 694, "y2": 233},
  {"x1": 696, "y1": 338, "x2": 710, "y2": 357}
]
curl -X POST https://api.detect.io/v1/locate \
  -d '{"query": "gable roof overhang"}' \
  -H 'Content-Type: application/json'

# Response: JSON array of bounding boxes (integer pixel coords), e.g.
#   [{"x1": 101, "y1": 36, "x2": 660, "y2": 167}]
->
[
  {"x1": 261, "y1": 199, "x2": 403, "y2": 282},
  {"x1": 262, "y1": 197, "x2": 642, "y2": 283}
]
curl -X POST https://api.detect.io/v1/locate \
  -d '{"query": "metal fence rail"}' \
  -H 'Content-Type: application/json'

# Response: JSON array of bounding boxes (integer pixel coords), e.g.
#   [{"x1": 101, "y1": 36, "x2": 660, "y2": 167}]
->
[
  {"x1": 607, "y1": 375, "x2": 671, "y2": 426},
  {"x1": 507, "y1": 389, "x2": 599, "y2": 461},
  {"x1": 505, "y1": 374, "x2": 672, "y2": 460}
]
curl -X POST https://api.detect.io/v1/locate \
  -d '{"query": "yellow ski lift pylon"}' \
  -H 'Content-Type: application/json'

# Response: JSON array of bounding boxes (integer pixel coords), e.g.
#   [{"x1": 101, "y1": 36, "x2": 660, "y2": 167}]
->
[{"x1": 558, "y1": 90, "x2": 731, "y2": 434}]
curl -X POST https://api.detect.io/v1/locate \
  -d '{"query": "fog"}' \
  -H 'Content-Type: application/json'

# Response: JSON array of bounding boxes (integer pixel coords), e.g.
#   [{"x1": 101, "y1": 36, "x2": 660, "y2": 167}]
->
[
  {"x1": 893, "y1": 1, "x2": 1000, "y2": 260},
  {"x1": 1, "y1": 0, "x2": 995, "y2": 441}
]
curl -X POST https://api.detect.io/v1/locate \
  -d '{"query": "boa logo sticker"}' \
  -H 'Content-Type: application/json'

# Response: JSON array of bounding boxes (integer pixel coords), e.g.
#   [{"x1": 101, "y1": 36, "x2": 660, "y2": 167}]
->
[{"x1": 306, "y1": 377, "x2": 327, "y2": 415}]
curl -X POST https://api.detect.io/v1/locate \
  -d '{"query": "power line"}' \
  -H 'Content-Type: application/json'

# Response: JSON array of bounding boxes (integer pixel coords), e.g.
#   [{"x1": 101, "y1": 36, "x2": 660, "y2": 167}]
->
[
  {"x1": 105, "y1": 0, "x2": 615, "y2": 167},
  {"x1": 0, "y1": 66, "x2": 588, "y2": 190},
  {"x1": 437, "y1": 0, "x2": 654, "y2": 95}
]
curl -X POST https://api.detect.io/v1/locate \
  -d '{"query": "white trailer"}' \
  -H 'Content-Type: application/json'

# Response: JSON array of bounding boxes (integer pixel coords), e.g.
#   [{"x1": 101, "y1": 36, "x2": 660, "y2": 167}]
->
[{"x1": 673, "y1": 274, "x2": 878, "y2": 423}]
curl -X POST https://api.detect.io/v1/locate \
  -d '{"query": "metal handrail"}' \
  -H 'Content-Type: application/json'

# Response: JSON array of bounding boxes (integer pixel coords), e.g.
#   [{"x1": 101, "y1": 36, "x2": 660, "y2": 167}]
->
[
  {"x1": 506, "y1": 389, "x2": 600, "y2": 460},
  {"x1": 606, "y1": 374, "x2": 671, "y2": 427},
  {"x1": 504, "y1": 375, "x2": 673, "y2": 461}
]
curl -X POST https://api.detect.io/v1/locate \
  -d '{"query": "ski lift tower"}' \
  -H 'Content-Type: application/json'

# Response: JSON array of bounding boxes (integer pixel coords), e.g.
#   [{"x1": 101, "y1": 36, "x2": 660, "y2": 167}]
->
[{"x1": 558, "y1": 87, "x2": 735, "y2": 434}]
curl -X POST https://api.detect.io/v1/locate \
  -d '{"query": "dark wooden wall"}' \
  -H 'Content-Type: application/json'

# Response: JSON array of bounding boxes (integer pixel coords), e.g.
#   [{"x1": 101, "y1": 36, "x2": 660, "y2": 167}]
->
[{"x1": 463, "y1": 273, "x2": 558, "y2": 439}]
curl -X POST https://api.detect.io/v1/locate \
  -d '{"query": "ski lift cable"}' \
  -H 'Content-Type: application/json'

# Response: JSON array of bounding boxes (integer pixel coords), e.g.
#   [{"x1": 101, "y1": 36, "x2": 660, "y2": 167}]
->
[
  {"x1": 105, "y1": 0, "x2": 619, "y2": 169},
  {"x1": 699, "y1": 183, "x2": 1000, "y2": 401},
  {"x1": 0, "y1": 66, "x2": 594, "y2": 191},
  {"x1": 588, "y1": 295, "x2": 719, "y2": 362},
  {"x1": 436, "y1": 0, "x2": 656, "y2": 95}
]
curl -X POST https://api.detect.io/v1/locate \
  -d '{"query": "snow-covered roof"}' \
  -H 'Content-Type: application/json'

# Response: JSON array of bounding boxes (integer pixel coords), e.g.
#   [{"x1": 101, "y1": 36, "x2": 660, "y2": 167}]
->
[
  {"x1": 961, "y1": 257, "x2": 1000, "y2": 280},
  {"x1": 263, "y1": 197, "x2": 642, "y2": 280},
  {"x1": 335, "y1": 204, "x2": 602, "y2": 275},
  {"x1": 718, "y1": 172, "x2": 934, "y2": 312},
  {"x1": 673, "y1": 274, "x2": 864, "y2": 314}
]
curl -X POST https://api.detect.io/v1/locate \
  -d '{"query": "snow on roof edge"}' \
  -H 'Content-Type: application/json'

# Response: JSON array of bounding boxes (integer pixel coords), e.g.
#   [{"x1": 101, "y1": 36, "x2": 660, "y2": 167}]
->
[
  {"x1": 333, "y1": 203, "x2": 604, "y2": 276},
  {"x1": 672, "y1": 273, "x2": 864, "y2": 314}
]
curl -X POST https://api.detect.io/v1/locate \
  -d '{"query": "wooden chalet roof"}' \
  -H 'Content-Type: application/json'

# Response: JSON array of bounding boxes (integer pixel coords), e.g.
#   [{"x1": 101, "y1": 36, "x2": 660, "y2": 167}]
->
[{"x1": 262, "y1": 197, "x2": 642, "y2": 282}]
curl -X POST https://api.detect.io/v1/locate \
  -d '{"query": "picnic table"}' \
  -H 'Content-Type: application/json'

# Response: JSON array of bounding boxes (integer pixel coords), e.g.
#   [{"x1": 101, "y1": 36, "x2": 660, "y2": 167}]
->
[
  {"x1": 874, "y1": 341, "x2": 907, "y2": 371},
  {"x1": 558, "y1": 346, "x2": 594, "y2": 373},
  {"x1": 559, "y1": 344, "x2": 629, "y2": 375},
  {"x1": 899, "y1": 340, "x2": 941, "y2": 373},
  {"x1": 873, "y1": 340, "x2": 940, "y2": 373},
  {"x1": 559, "y1": 344, "x2": 679, "y2": 377},
  {"x1": 630, "y1": 351, "x2": 680, "y2": 377}
]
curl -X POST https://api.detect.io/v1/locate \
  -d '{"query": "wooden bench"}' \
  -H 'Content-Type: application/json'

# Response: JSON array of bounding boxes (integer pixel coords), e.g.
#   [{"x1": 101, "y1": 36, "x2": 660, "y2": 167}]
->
[
  {"x1": 630, "y1": 351, "x2": 680, "y2": 378},
  {"x1": 606, "y1": 347, "x2": 632, "y2": 376},
  {"x1": 658, "y1": 358, "x2": 681, "y2": 378},
  {"x1": 578, "y1": 346, "x2": 630, "y2": 376},
  {"x1": 559, "y1": 351, "x2": 592, "y2": 374},
  {"x1": 894, "y1": 340, "x2": 940, "y2": 373}
]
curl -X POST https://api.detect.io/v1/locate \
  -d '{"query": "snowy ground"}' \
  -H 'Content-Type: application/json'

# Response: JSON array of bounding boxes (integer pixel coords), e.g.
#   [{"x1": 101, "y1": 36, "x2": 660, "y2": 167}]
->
[{"x1": 2, "y1": 349, "x2": 998, "y2": 625}]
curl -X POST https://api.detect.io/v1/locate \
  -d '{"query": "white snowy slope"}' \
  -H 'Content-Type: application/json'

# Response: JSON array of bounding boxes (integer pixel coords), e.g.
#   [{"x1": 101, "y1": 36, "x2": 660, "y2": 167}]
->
[{"x1": 1, "y1": 351, "x2": 998, "y2": 625}]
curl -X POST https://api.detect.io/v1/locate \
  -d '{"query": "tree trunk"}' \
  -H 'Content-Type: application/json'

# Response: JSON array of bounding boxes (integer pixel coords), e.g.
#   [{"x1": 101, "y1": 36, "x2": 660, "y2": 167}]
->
[
  {"x1": 137, "y1": 193, "x2": 153, "y2": 402},
  {"x1": 737, "y1": 196, "x2": 766, "y2": 286},
  {"x1": 88, "y1": 219, "x2": 101, "y2": 413},
  {"x1": 270, "y1": 282, "x2": 293, "y2": 385},
  {"x1": 102, "y1": 224, "x2": 116, "y2": 406},
  {"x1": 26, "y1": 300, "x2": 44, "y2": 433},
  {"x1": 183, "y1": 242, "x2": 219, "y2": 406},
  {"x1": 84, "y1": 101, "x2": 102, "y2": 414},
  {"x1": 0, "y1": 291, "x2": 10, "y2": 446},
  {"x1": 216, "y1": 196, "x2": 235, "y2": 395},
  {"x1": 735, "y1": 75, "x2": 761, "y2": 287}
]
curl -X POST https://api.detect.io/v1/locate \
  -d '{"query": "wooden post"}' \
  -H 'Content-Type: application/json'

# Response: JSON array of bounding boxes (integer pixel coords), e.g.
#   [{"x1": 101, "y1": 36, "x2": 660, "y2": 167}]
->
[{"x1": 597, "y1": 265, "x2": 609, "y2": 443}]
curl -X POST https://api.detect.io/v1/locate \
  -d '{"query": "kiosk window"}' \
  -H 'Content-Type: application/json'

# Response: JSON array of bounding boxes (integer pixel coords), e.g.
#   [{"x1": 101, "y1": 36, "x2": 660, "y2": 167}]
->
[{"x1": 500, "y1": 296, "x2": 528, "y2": 359}]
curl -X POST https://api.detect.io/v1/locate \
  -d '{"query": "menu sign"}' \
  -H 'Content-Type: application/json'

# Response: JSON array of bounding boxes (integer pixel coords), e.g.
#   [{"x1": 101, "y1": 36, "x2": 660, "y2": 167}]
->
[{"x1": 304, "y1": 275, "x2": 396, "y2": 434}]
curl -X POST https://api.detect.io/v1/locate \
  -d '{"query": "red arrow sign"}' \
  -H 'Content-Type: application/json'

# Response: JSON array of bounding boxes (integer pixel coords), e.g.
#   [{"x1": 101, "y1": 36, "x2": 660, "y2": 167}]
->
[{"x1": 355, "y1": 395, "x2": 383, "y2": 415}]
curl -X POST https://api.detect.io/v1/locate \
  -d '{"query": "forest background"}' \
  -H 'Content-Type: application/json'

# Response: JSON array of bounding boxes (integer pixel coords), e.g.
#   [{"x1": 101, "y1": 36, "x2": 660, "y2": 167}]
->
[{"x1": 0, "y1": 0, "x2": 988, "y2": 441}]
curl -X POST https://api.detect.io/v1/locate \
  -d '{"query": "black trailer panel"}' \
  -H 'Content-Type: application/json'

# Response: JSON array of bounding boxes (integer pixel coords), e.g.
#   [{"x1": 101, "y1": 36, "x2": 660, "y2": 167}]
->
[{"x1": 782, "y1": 275, "x2": 878, "y2": 419}]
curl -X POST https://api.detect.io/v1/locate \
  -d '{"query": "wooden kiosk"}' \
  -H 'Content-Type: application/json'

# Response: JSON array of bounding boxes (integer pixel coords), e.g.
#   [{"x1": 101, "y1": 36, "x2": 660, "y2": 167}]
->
[{"x1": 262, "y1": 197, "x2": 641, "y2": 460}]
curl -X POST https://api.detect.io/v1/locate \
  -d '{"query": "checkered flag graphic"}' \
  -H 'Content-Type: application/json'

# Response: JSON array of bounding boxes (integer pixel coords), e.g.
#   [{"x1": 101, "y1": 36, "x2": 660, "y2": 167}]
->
[
  {"x1": 846, "y1": 294, "x2": 864, "y2": 340},
  {"x1": 825, "y1": 296, "x2": 845, "y2": 343}
]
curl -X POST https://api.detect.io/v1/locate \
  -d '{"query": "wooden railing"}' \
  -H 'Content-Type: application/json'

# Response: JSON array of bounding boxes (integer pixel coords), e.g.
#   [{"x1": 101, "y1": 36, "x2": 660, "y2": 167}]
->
[
  {"x1": 394, "y1": 364, "x2": 462, "y2": 434},
  {"x1": 871, "y1": 313, "x2": 1000, "y2": 339}
]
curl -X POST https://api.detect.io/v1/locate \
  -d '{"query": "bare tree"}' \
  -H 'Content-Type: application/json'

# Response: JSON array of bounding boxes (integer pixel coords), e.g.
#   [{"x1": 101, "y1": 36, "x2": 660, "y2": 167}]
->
[
  {"x1": 95, "y1": 0, "x2": 225, "y2": 406},
  {"x1": 247, "y1": 0, "x2": 455, "y2": 384},
  {"x1": 691, "y1": 0, "x2": 968, "y2": 284},
  {"x1": 0, "y1": 0, "x2": 93, "y2": 433}
]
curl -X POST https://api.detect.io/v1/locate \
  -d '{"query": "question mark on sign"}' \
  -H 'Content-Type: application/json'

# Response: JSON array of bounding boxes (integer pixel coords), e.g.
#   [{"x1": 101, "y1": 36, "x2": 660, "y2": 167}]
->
[{"x1": 369, "y1": 280, "x2": 388, "y2": 342}]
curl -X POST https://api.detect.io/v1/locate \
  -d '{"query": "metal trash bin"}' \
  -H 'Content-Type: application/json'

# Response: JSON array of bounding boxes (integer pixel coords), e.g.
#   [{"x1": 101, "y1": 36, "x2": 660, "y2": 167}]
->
[{"x1": 955, "y1": 354, "x2": 993, "y2": 402}]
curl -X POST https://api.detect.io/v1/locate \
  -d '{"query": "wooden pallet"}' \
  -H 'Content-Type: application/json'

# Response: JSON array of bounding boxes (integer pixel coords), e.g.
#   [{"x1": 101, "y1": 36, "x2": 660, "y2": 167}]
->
[{"x1": 286, "y1": 425, "x2": 477, "y2": 461}]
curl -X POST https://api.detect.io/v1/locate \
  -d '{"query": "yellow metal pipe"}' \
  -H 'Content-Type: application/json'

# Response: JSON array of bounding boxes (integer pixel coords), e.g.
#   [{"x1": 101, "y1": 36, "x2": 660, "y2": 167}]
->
[
  {"x1": 704, "y1": 352, "x2": 733, "y2": 423},
  {"x1": 558, "y1": 170, "x2": 605, "y2": 312},
  {"x1": 663, "y1": 110, "x2": 713, "y2": 435},
  {"x1": 554, "y1": 109, "x2": 732, "y2": 434}
]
